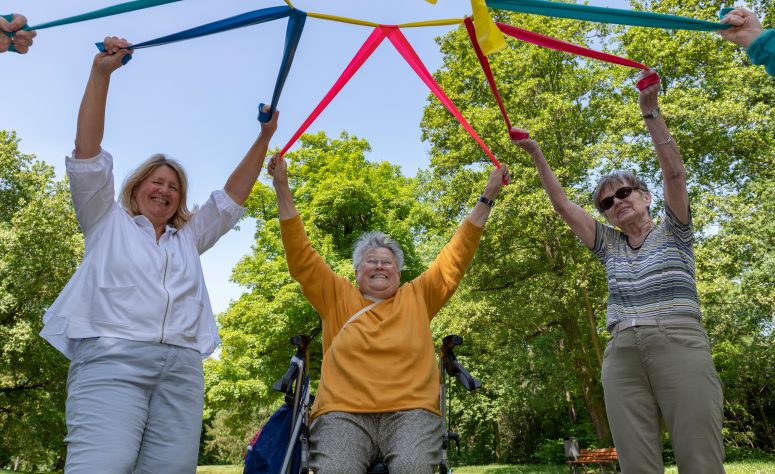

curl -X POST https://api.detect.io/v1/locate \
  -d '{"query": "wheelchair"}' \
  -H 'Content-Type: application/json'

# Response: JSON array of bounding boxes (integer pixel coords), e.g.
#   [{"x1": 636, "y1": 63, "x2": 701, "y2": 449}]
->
[{"x1": 244, "y1": 334, "x2": 480, "y2": 474}]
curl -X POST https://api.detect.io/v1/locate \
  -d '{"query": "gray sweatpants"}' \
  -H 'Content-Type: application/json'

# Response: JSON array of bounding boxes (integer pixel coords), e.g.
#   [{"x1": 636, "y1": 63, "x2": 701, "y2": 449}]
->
[
  {"x1": 309, "y1": 409, "x2": 442, "y2": 474},
  {"x1": 64, "y1": 337, "x2": 204, "y2": 474},
  {"x1": 602, "y1": 318, "x2": 725, "y2": 473}
]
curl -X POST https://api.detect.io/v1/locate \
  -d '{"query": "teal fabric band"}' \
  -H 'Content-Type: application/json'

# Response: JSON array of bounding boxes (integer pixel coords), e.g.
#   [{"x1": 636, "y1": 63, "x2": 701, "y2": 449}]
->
[
  {"x1": 486, "y1": 0, "x2": 729, "y2": 31},
  {"x1": 28, "y1": 0, "x2": 182, "y2": 30}
]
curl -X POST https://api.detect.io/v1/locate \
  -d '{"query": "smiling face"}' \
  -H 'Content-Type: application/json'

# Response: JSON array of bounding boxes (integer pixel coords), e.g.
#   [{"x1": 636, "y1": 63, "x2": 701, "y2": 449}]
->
[
  {"x1": 355, "y1": 247, "x2": 401, "y2": 299},
  {"x1": 132, "y1": 165, "x2": 181, "y2": 231},
  {"x1": 600, "y1": 180, "x2": 651, "y2": 227}
]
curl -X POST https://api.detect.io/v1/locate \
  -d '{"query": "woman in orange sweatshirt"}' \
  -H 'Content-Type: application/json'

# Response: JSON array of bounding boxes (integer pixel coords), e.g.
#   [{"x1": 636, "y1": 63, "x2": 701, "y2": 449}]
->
[{"x1": 267, "y1": 154, "x2": 509, "y2": 474}]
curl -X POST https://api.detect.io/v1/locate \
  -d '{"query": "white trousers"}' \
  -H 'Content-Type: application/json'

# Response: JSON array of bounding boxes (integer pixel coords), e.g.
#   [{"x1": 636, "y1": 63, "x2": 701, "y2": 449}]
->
[{"x1": 64, "y1": 337, "x2": 204, "y2": 474}]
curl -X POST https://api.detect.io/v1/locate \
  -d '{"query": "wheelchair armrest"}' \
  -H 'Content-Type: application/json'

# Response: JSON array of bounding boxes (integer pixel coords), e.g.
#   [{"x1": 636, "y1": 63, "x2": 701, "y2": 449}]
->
[
  {"x1": 272, "y1": 358, "x2": 300, "y2": 394},
  {"x1": 440, "y1": 334, "x2": 481, "y2": 391},
  {"x1": 449, "y1": 360, "x2": 482, "y2": 391}
]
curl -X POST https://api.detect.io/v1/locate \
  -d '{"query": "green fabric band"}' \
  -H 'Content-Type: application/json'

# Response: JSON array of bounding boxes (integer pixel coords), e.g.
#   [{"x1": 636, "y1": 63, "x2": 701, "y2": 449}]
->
[{"x1": 486, "y1": 0, "x2": 730, "y2": 31}]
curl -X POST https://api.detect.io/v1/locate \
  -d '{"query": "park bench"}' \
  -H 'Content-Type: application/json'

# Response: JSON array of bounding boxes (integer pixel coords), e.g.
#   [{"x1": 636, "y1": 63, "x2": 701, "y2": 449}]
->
[{"x1": 566, "y1": 447, "x2": 619, "y2": 473}]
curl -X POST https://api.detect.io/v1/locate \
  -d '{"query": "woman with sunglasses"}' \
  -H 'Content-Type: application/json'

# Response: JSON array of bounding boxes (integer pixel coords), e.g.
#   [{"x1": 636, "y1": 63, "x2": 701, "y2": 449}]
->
[{"x1": 512, "y1": 69, "x2": 724, "y2": 473}]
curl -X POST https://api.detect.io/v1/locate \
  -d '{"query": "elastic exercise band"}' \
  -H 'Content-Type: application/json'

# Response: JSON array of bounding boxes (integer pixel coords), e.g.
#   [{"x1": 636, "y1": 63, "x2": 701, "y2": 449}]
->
[
  {"x1": 25, "y1": 0, "x2": 180, "y2": 31},
  {"x1": 486, "y1": 0, "x2": 729, "y2": 31},
  {"x1": 281, "y1": 25, "x2": 501, "y2": 172},
  {"x1": 95, "y1": 5, "x2": 305, "y2": 122},
  {"x1": 279, "y1": 27, "x2": 387, "y2": 157},
  {"x1": 383, "y1": 25, "x2": 501, "y2": 168},
  {"x1": 466, "y1": 16, "x2": 662, "y2": 141},
  {"x1": 464, "y1": 17, "x2": 528, "y2": 141},
  {"x1": 398, "y1": 19, "x2": 463, "y2": 28},
  {"x1": 96, "y1": 6, "x2": 293, "y2": 65},
  {"x1": 471, "y1": 0, "x2": 507, "y2": 56},
  {"x1": 495, "y1": 21, "x2": 660, "y2": 90},
  {"x1": 306, "y1": 13, "x2": 379, "y2": 28},
  {"x1": 4, "y1": 1, "x2": 182, "y2": 53},
  {"x1": 259, "y1": 9, "x2": 307, "y2": 122}
]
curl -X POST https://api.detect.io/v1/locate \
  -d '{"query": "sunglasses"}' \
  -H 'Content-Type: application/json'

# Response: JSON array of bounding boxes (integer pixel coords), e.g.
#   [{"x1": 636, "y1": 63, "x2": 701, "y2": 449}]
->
[{"x1": 599, "y1": 186, "x2": 635, "y2": 211}]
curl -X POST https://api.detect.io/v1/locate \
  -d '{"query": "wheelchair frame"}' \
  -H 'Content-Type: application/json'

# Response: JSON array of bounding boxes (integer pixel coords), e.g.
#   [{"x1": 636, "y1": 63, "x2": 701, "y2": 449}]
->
[{"x1": 270, "y1": 333, "x2": 481, "y2": 474}]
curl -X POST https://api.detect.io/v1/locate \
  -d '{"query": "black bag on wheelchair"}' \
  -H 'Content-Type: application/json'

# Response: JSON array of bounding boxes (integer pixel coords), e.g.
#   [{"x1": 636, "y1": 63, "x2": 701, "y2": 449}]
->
[{"x1": 243, "y1": 403, "x2": 301, "y2": 474}]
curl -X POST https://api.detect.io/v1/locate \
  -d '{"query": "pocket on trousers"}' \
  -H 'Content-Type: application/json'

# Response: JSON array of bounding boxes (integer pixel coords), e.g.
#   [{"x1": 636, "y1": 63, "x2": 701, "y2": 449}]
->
[
  {"x1": 71, "y1": 337, "x2": 103, "y2": 365},
  {"x1": 663, "y1": 325, "x2": 709, "y2": 350},
  {"x1": 603, "y1": 338, "x2": 615, "y2": 359}
]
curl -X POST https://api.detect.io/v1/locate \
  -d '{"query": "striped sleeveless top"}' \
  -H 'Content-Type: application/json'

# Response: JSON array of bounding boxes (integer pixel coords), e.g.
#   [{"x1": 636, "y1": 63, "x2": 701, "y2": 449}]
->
[{"x1": 591, "y1": 206, "x2": 702, "y2": 331}]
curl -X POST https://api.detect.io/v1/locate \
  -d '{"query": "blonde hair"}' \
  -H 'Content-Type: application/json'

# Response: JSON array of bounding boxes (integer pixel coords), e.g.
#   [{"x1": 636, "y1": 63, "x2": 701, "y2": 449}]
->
[{"x1": 119, "y1": 154, "x2": 192, "y2": 229}]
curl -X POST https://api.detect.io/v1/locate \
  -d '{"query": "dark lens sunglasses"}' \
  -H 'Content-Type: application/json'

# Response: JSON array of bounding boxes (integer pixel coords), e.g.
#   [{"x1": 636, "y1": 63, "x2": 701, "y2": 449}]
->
[{"x1": 599, "y1": 186, "x2": 634, "y2": 211}]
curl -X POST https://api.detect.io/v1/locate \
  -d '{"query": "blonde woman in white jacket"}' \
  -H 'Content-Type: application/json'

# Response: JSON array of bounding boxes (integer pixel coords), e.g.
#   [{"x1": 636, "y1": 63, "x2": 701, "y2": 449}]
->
[{"x1": 40, "y1": 37, "x2": 279, "y2": 473}]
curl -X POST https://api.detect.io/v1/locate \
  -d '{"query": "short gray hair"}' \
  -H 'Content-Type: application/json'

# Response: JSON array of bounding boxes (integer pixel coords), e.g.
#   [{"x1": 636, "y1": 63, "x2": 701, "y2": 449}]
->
[
  {"x1": 352, "y1": 231, "x2": 404, "y2": 272},
  {"x1": 592, "y1": 170, "x2": 650, "y2": 215}
]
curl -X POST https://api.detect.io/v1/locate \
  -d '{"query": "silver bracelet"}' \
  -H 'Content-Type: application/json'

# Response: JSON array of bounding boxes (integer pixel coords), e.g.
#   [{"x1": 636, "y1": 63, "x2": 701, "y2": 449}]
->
[{"x1": 653, "y1": 135, "x2": 673, "y2": 146}]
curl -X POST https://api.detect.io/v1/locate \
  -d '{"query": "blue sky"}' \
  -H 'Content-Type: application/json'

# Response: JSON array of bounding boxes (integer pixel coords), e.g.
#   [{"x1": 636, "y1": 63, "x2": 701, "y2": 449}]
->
[{"x1": 1, "y1": 0, "x2": 627, "y2": 315}]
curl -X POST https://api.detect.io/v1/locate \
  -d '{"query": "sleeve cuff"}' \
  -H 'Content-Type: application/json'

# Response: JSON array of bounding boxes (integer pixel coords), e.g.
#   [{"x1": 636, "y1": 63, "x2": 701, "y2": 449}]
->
[
  {"x1": 65, "y1": 148, "x2": 112, "y2": 172},
  {"x1": 747, "y1": 29, "x2": 775, "y2": 66},
  {"x1": 460, "y1": 218, "x2": 485, "y2": 238},
  {"x1": 212, "y1": 189, "x2": 246, "y2": 220},
  {"x1": 279, "y1": 213, "x2": 303, "y2": 227}
]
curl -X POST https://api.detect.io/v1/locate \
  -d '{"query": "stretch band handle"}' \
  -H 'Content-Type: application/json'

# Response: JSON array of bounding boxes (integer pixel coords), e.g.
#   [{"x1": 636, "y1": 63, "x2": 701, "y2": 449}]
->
[
  {"x1": 258, "y1": 103, "x2": 272, "y2": 123},
  {"x1": 1, "y1": 14, "x2": 32, "y2": 53},
  {"x1": 95, "y1": 41, "x2": 133, "y2": 65},
  {"x1": 464, "y1": 17, "x2": 530, "y2": 140},
  {"x1": 636, "y1": 72, "x2": 660, "y2": 90}
]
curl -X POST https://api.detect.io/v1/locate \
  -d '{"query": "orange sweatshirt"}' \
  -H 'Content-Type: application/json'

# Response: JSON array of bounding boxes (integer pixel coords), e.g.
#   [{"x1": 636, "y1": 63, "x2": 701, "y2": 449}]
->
[{"x1": 279, "y1": 215, "x2": 484, "y2": 419}]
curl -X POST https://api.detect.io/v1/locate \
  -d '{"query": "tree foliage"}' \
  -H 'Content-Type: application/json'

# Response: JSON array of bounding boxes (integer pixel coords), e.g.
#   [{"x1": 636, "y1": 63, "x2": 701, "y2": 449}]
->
[{"x1": 0, "y1": 130, "x2": 81, "y2": 470}]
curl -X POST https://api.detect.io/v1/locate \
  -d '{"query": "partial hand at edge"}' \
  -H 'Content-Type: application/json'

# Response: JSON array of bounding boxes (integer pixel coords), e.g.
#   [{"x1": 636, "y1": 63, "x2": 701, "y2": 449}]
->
[{"x1": 720, "y1": 8, "x2": 763, "y2": 48}]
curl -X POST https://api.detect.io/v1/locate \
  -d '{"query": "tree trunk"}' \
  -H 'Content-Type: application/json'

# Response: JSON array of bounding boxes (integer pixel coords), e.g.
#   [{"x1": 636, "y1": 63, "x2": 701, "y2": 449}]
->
[{"x1": 559, "y1": 314, "x2": 612, "y2": 444}]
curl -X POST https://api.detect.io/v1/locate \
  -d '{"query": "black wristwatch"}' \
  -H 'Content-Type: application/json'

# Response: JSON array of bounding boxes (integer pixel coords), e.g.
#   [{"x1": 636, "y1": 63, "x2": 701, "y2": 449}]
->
[
  {"x1": 642, "y1": 107, "x2": 661, "y2": 119},
  {"x1": 478, "y1": 196, "x2": 495, "y2": 207}
]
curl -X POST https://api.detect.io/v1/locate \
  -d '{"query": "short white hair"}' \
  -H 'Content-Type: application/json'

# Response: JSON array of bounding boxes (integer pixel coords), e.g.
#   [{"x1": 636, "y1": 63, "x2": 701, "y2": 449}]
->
[{"x1": 352, "y1": 231, "x2": 404, "y2": 272}]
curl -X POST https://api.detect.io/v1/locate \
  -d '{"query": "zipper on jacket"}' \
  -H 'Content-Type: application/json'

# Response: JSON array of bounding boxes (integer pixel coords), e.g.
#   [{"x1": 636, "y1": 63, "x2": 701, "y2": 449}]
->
[{"x1": 160, "y1": 247, "x2": 171, "y2": 343}]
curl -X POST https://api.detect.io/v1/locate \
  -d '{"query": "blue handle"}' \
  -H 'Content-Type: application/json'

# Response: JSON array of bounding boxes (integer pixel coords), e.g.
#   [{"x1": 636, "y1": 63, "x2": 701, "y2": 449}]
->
[
  {"x1": 95, "y1": 41, "x2": 133, "y2": 65},
  {"x1": 258, "y1": 103, "x2": 273, "y2": 122}
]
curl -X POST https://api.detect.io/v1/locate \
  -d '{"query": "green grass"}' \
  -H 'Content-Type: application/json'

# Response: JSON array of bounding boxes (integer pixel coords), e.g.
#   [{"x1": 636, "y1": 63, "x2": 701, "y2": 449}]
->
[
  {"x1": 189, "y1": 461, "x2": 775, "y2": 474},
  {"x1": 3, "y1": 461, "x2": 773, "y2": 474}
]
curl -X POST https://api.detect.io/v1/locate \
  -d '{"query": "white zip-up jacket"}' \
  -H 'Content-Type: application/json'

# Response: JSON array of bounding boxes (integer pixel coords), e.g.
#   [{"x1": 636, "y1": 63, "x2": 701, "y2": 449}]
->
[{"x1": 40, "y1": 149, "x2": 245, "y2": 360}]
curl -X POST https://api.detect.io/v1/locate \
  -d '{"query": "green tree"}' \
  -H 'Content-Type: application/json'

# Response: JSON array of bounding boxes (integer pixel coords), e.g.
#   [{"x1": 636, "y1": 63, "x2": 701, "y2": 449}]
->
[
  {"x1": 204, "y1": 131, "x2": 432, "y2": 461},
  {"x1": 0, "y1": 130, "x2": 81, "y2": 470}
]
